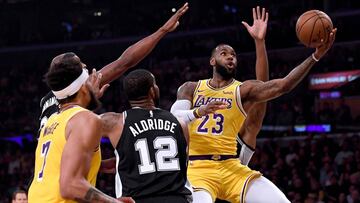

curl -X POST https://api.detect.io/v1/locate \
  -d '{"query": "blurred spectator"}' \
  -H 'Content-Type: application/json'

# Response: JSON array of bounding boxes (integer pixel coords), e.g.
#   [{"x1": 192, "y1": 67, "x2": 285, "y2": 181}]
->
[
  {"x1": 11, "y1": 190, "x2": 27, "y2": 203},
  {"x1": 347, "y1": 185, "x2": 360, "y2": 203},
  {"x1": 318, "y1": 102, "x2": 335, "y2": 124},
  {"x1": 335, "y1": 141, "x2": 354, "y2": 166},
  {"x1": 335, "y1": 99, "x2": 353, "y2": 125}
]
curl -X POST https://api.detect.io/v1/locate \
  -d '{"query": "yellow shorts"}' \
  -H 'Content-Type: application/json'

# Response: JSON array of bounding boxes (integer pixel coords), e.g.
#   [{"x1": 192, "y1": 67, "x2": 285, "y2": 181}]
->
[{"x1": 188, "y1": 159, "x2": 261, "y2": 203}]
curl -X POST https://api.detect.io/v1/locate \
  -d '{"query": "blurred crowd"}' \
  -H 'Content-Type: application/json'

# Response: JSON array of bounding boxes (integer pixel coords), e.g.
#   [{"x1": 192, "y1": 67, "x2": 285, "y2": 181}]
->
[
  {"x1": 1, "y1": 40, "x2": 359, "y2": 136},
  {"x1": 0, "y1": 134, "x2": 359, "y2": 203},
  {"x1": 0, "y1": 0, "x2": 359, "y2": 49}
]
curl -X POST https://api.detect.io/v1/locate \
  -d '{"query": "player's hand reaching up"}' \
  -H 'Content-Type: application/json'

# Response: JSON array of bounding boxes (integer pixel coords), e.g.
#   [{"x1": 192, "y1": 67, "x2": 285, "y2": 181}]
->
[
  {"x1": 314, "y1": 28, "x2": 337, "y2": 60},
  {"x1": 160, "y1": 2, "x2": 189, "y2": 33},
  {"x1": 88, "y1": 68, "x2": 110, "y2": 99},
  {"x1": 196, "y1": 101, "x2": 228, "y2": 117},
  {"x1": 242, "y1": 6, "x2": 269, "y2": 41}
]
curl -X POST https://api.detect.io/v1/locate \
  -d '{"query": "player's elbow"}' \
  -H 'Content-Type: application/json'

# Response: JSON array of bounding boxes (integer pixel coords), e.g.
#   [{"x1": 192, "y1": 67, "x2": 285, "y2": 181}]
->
[
  {"x1": 60, "y1": 180, "x2": 73, "y2": 200},
  {"x1": 60, "y1": 176, "x2": 78, "y2": 200},
  {"x1": 279, "y1": 80, "x2": 292, "y2": 94}
]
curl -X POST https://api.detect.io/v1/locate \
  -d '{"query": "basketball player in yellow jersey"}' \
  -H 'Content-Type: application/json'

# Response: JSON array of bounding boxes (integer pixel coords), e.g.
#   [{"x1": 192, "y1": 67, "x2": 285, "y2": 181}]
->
[
  {"x1": 28, "y1": 53, "x2": 133, "y2": 203},
  {"x1": 171, "y1": 6, "x2": 337, "y2": 203}
]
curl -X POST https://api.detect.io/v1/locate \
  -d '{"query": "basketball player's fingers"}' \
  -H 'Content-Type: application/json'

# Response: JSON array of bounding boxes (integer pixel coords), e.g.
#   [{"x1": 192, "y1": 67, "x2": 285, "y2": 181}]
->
[
  {"x1": 256, "y1": 6, "x2": 261, "y2": 20},
  {"x1": 252, "y1": 8, "x2": 256, "y2": 20},
  {"x1": 117, "y1": 197, "x2": 135, "y2": 203},
  {"x1": 328, "y1": 28, "x2": 337, "y2": 48},
  {"x1": 99, "y1": 84, "x2": 110, "y2": 95},
  {"x1": 89, "y1": 68, "x2": 97, "y2": 83},
  {"x1": 179, "y1": 6, "x2": 189, "y2": 17},
  {"x1": 324, "y1": 28, "x2": 336, "y2": 48},
  {"x1": 330, "y1": 28, "x2": 337, "y2": 42},
  {"x1": 210, "y1": 101, "x2": 226, "y2": 106},
  {"x1": 265, "y1": 12, "x2": 269, "y2": 23},
  {"x1": 241, "y1": 21, "x2": 250, "y2": 30},
  {"x1": 95, "y1": 72, "x2": 102, "y2": 87},
  {"x1": 177, "y1": 2, "x2": 189, "y2": 16},
  {"x1": 261, "y1": 8, "x2": 265, "y2": 21}
]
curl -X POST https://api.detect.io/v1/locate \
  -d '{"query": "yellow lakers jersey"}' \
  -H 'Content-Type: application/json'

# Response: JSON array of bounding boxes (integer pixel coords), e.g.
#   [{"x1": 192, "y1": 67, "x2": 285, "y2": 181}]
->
[
  {"x1": 188, "y1": 79, "x2": 247, "y2": 155},
  {"x1": 28, "y1": 106, "x2": 101, "y2": 203}
]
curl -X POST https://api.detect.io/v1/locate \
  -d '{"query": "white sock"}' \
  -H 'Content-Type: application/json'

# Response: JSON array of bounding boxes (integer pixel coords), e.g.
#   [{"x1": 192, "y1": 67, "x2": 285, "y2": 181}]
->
[{"x1": 244, "y1": 176, "x2": 290, "y2": 203}]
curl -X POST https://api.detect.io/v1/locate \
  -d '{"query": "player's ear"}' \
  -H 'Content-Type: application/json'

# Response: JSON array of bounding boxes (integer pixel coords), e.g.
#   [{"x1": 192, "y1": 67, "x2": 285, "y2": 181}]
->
[
  {"x1": 210, "y1": 57, "x2": 216, "y2": 66},
  {"x1": 149, "y1": 86, "x2": 156, "y2": 99},
  {"x1": 78, "y1": 85, "x2": 88, "y2": 96}
]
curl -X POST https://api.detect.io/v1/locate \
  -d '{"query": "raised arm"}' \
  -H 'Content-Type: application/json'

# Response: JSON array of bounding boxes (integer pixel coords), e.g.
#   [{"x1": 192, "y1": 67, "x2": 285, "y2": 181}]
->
[
  {"x1": 242, "y1": 6, "x2": 269, "y2": 82},
  {"x1": 99, "y1": 3, "x2": 189, "y2": 86},
  {"x1": 60, "y1": 111, "x2": 122, "y2": 202},
  {"x1": 241, "y1": 28, "x2": 337, "y2": 110},
  {"x1": 240, "y1": 6, "x2": 269, "y2": 139}
]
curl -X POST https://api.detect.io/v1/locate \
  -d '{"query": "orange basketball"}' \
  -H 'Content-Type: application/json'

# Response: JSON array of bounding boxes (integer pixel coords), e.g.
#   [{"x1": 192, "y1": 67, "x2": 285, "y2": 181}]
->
[{"x1": 296, "y1": 10, "x2": 333, "y2": 48}]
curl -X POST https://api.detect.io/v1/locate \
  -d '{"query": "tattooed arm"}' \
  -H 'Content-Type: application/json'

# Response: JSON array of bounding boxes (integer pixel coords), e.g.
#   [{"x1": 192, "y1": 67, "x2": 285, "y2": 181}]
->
[
  {"x1": 242, "y1": 55, "x2": 317, "y2": 110},
  {"x1": 74, "y1": 188, "x2": 118, "y2": 203},
  {"x1": 60, "y1": 111, "x2": 122, "y2": 202},
  {"x1": 100, "y1": 112, "x2": 124, "y2": 149}
]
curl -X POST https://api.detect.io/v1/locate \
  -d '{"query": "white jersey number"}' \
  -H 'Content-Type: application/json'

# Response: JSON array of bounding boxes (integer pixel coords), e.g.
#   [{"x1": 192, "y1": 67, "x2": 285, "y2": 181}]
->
[{"x1": 135, "y1": 136, "x2": 180, "y2": 174}]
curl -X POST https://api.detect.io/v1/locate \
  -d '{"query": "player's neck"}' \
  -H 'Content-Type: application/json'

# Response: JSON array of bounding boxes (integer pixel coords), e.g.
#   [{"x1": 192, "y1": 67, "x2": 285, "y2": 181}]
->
[
  {"x1": 130, "y1": 99, "x2": 156, "y2": 110},
  {"x1": 59, "y1": 102, "x2": 82, "y2": 112},
  {"x1": 210, "y1": 74, "x2": 234, "y2": 88}
]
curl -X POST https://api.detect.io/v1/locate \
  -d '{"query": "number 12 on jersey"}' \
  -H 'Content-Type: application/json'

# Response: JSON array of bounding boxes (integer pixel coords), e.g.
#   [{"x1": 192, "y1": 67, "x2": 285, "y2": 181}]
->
[{"x1": 135, "y1": 136, "x2": 180, "y2": 174}]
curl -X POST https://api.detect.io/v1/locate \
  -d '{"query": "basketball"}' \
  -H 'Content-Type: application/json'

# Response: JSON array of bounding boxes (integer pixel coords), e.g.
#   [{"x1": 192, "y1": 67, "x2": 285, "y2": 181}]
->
[{"x1": 296, "y1": 10, "x2": 333, "y2": 48}]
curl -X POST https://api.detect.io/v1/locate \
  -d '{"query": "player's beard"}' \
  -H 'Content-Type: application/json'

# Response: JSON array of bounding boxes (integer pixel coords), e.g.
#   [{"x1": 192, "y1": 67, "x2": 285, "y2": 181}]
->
[
  {"x1": 215, "y1": 63, "x2": 236, "y2": 80},
  {"x1": 87, "y1": 90, "x2": 102, "y2": 111}
]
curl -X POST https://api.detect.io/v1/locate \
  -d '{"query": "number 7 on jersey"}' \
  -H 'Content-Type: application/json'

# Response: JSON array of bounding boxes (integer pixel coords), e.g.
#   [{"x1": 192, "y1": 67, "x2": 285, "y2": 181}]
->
[{"x1": 38, "y1": 141, "x2": 51, "y2": 181}]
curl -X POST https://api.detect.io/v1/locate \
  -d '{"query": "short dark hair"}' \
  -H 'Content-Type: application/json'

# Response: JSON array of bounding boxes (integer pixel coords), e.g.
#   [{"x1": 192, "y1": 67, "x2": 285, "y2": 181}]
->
[
  {"x1": 12, "y1": 190, "x2": 26, "y2": 200},
  {"x1": 211, "y1": 43, "x2": 228, "y2": 57},
  {"x1": 45, "y1": 52, "x2": 83, "y2": 104},
  {"x1": 123, "y1": 69, "x2": 154, "y2": 101}
]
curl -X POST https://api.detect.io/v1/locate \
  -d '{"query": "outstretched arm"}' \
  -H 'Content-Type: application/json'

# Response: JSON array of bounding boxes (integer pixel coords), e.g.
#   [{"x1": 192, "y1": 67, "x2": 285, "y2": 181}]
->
[
  {"x1": 240, "y1": 7, "x2": 269, "y2": 142},
  {"x1": 99, "y1": 3, "x2": 189, "y2": 86},
  {"x1": 242, "y1": 28, "x2": 337, "y2": 110},
  {"x1": 60, "y1": 112, "x2": 122, "y2": 202}
]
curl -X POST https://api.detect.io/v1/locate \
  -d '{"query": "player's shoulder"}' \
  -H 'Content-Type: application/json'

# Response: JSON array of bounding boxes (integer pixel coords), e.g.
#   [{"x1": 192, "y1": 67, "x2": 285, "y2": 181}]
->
[
  {"x1": 100, "y1": 112, "x2": 122, "y2": 135},
  {"x1": 177, "y1": 81, "x2": 198, "y2": 100},
  {"x1": 179, "y1": 81, "x2": 198, "y2": 90},
  {"x1": 69, "y1": 109, "x2": 101, "y2": 127},
  {"x1": 156, "y1": 108, "x2": 178, "y2": 118},
  {"x1": 241, "y1": 79, "x2": 264, "y2": 88},
  {"x1": 100, "y1": 112, "x2": 122, "y2": 122}
]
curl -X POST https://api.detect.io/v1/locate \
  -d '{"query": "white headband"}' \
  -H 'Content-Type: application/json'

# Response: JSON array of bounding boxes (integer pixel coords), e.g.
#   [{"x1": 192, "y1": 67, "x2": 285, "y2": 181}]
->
[{"x1": 52, "y1": 68, "x2": 89, "y2": 99}]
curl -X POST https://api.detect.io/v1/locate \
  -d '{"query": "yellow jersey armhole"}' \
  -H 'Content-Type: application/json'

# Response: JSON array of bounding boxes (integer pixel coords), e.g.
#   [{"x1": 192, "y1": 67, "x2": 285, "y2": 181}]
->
[
  {"x1": 192, "y1": 81, "x2": 202, "y2": 103},
  {"x1": 235, "y1": 84, "x2": 247, "y2": 118}
]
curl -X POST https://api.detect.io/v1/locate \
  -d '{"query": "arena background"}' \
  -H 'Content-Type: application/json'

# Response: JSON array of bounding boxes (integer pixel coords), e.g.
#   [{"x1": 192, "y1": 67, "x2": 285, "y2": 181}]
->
[{"x1": 0, "y1": 0, "x2": 359, "y2": 202}]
